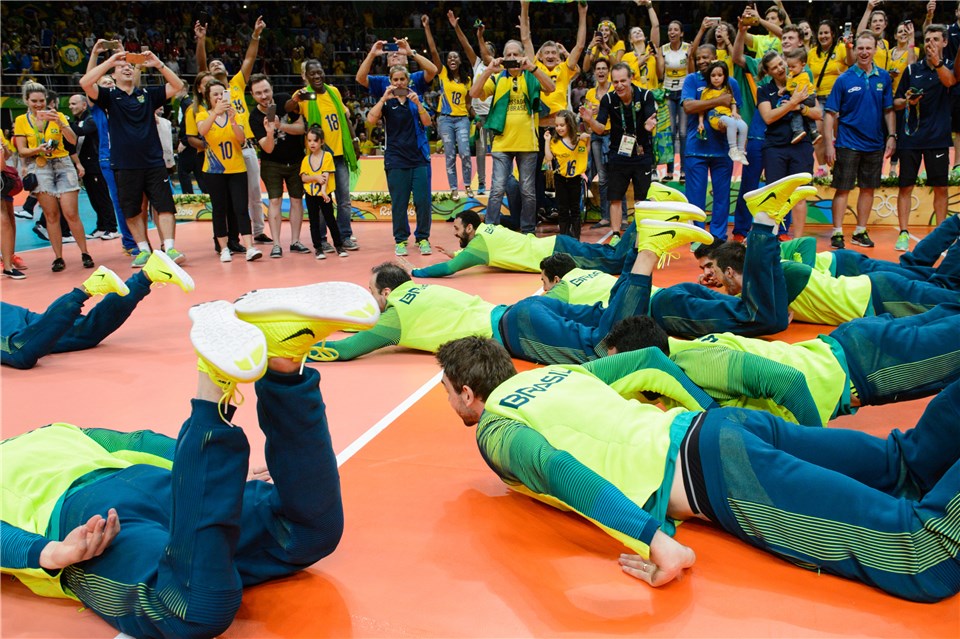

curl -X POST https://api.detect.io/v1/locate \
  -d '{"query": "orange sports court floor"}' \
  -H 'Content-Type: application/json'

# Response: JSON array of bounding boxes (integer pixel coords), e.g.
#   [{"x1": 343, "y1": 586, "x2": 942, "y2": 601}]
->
[{"x1": 1, "y1": 219, "x2": 957, "y2": 638}]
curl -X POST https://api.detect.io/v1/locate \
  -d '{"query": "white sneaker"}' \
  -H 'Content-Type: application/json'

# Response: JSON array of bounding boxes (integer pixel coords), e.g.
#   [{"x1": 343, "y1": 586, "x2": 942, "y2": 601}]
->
[
  {"x1": 246, "y1": 247, "x2": 263, "y2": 262},
  {"x1": 728, "y1": 148, "x2": 739, "y2": 162},
  {"x1": 101, "y1": 231, "x2": 121, "y2": 241},
  {"x1": 220, "y1": 247, "x2": 232, "y2": 263},
  {"x1": 739, "y1": 150, "x2": 750, "y2": 166}
]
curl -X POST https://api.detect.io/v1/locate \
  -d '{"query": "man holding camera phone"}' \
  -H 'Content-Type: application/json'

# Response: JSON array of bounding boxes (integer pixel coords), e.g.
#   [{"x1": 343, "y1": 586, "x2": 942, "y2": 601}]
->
[
  {"x1": 470, "y1": 38, "x2": 555, "y2": 235},
  {"x1": 80, "y1": 47, "x2": 186, "y2": 268},
  {"x1": 892, "y1": 23, "x2": 960, "y2": 251}
]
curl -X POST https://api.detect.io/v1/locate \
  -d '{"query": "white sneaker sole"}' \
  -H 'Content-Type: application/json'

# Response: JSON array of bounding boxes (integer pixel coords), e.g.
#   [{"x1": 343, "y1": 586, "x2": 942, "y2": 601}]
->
[
  {"x1": 633, "y1": 201, "x2": 706, "y2": 223},
  {"x1": 234, "y1": 282, "x2": 381, "y2": 332},
  {"x1": 146, "y1": 250, "x2": 195, "y2": 292},
  {"x1": 189, "y1": 300, "x2": 267, "y2": 383}
]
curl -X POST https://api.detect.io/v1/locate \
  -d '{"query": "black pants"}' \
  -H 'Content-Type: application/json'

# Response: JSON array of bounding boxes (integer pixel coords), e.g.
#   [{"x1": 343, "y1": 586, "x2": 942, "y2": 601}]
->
[
  {"x1": 305, "y1": 194, "x2": 343, "y2": 250},
  {"x1": 205, "y1": 172, "x2": 250, "y2": 239},
  {"x1": 177, "y1": 146, "x2": 206, "y2": 195},
  {"x1": 83, "y1": 169, "x2": 118, "y2": 233},
  {"x1": 553, "y1": 174, "x2": 583, "y2": 239}
]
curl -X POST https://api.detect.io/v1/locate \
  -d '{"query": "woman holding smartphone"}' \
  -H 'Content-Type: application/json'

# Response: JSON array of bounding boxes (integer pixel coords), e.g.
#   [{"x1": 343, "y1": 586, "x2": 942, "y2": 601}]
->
[
  {"x1": 13, "y1": 81, "x2": 92, "y2": 272},
  {"x1": 367, "y1": 66, "x2": 433, "y2": 257},
  {"x1": 197, "y1": 80, "x2": 262, "y2": 263}
]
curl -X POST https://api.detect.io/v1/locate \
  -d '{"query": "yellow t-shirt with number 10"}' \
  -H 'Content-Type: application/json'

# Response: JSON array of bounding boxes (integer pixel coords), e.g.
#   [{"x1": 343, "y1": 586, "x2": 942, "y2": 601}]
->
[{"x1": 198, "y1": 115, "x2": 246, "y2": 174}]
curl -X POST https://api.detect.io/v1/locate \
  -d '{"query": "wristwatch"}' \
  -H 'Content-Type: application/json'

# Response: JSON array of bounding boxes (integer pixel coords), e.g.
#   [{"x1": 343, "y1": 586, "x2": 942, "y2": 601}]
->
[
  {"x1": 934, "y1": 60, "x2": 945, "y2": 68},
  {"x1": 886, "y1": 133, "x2": 897, "y2": 140}
]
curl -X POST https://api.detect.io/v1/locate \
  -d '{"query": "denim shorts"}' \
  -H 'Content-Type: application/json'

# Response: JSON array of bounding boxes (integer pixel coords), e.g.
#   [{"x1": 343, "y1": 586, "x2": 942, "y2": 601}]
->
[{"x1": 25, "y1": 156, "x2": 80, "y2": 196}]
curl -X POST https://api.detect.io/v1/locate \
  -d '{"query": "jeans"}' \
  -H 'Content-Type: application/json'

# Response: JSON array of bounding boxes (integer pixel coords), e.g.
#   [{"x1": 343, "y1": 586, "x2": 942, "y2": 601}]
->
[
  {"x1": 242, "y1": 146, "x2": 265, "y2": 236},
  {"x1": 333, "y1": 155, "x2": 354, "y2": 239},
  {"x1": 587, "y1": 134, "x2": 610, "y2": 221},
  {"x1": 386, "y1": 165, "x2": 432, "y2": 243},
  {"x1": 684, "y1": 155, "x2": 734, "y2": 241},
  {"x1": 474, "y1": 114, "x2": 489, "y2": 186},
  {"x1": 487, "y1": 151, "x2": 538, "y2": 234},
  {"x1": 438, "y1": 115, "x2": 472, "y2": 191},
  {"x1": 665, "y1": 90, "x2": 686, "y2": 173}
]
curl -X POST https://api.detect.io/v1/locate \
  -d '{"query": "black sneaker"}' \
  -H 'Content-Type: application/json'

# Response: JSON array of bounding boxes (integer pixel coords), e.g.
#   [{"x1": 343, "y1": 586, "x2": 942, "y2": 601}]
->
[
  {"x1": 320, "y1": 240, "x2": 335, "y2": 253},
  {"x1": 270, "y1": 245, "x2": 283, "y2": 258},
  {"x1": 227, "y1": 241, "x2": 246, "y2": 254},
  {"x1": 341, "y1": 237, "x2": 359, "y2": 251},
  {"x1": 830, "y1": 232, "x2": 845, "y2": 250},
  {"x1": 289, "y1": 241, "x2": 311, "y2": 254},
  {"x1": 81, "y1": 253, "x2": 95, "y2": 268},
  {"x1": 851, "y1": 230, "x2": 875, "y2": 248},
  {"x1": 51, "y1": 257, "x2": 65, "y2": 272},
  {"x1": 33, "y1": 223, "x2": 49, "y2": 241},
  {"x1": 254, "y1": 233, "x2": 273, "y2": 244},
  {"x1": 2, "y1": 268, "x2": 26, "y2": 279}
]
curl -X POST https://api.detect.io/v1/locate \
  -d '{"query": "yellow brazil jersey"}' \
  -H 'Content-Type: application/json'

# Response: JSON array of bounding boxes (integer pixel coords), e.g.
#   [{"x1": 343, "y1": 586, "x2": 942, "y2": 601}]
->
[
  {"x1": 549, "y1": 136, "x2": 589, "y2": 178},
  {"x1": 482, "y1": 75, "x2": 539, "y2": 152},
  {"x1": 300, "y1": 147, "x2": 336, "y2": 197},
  {"x1": 785, "y1": 72, "x2": 813, "y2": 96},
  {"x1": 622, "y1": 49, "x2": 660, "y2": 89},
  {"x1": 701, "y1": 87, "x2": 733, "y2": 117},
  {"x1": 807, "y1": 43, "x2": 849, "y2": 98},
  {"x1": 715, "y1": 49, "x2": 735, "y2": 76},
  {"x1": 13, "y1": 112, "x2": 70, "y2": 159},
  {"x1": 439, "y1": 66, "x2": 470, "y2": 117},
  {"x1": 1, "y1": 130, "x2": 14, "y2": 156},
  {"x1": 583, "y1": 85, "x2": 611, "y2": 132},
  {"x1": 887, "y1": 46, "x2": 919, "y2": 92},
  {"x1": 589, "y1": 39, "x2": 625, "y2": 65},
  {"x1": 302, "y1": 85, "x2": 346, "y2": 156},
  {"x1": 873, "y1": 38, "x2": 891, "y2": 72},
  {"x1": 198, "y1": 114, "x2": 246, "y2": 174},
  {"x1": 537, "y1": 60, "x2": 577, "y2": 115}
]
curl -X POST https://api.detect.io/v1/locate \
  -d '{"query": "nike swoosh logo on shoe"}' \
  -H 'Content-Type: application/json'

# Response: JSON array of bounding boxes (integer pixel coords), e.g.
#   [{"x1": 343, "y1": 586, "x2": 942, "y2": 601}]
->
[
  {"x1": 760, "y1": 192, "x2": 778, "y2": 205},
  {"x1": 281, "y1": 328, "x2": 316, "y2": 342},
  {"x1": 651, "y1": 230, "x2": 677, "y2": 239},
  {"x1": 157, "y1": 269, "x2": 173, "y2": 279}
]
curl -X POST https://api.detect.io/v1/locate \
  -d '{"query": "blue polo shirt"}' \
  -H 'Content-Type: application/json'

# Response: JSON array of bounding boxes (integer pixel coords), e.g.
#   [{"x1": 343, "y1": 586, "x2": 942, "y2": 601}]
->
[
  {"x1": 368, "y1": 71, "x2": 430, "y2": 100},
  {"x1": 93, "y1": 85, "x2": 168, "y2": 170},
  {"x1": 824, "y1": 64, "x2": 893, "y2": 153},
  {"x1": 381, "y1": 98, "x2": 430, "y2": 170},
  {"x1": 681, "y1": 70, "x2": 741, "y2": 157},
  {"x1": 894, "y1": 59, "x2": 955, "y2": 150}
]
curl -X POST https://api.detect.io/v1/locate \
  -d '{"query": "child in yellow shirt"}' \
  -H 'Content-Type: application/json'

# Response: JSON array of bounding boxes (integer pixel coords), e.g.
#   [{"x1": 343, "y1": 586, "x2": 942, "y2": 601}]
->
[
  {"x1": 783, "y1": 48, "x2": 821, "y2": 144},
  {"x1": 300, "y1": 126, "x2": 347, "y2": 258},
  {"x1": 543, "y1": 110, "x2": 590, "y2": 239},
  {"x1": 699, "y1": 62, "x2": 749, "y2": 165}
]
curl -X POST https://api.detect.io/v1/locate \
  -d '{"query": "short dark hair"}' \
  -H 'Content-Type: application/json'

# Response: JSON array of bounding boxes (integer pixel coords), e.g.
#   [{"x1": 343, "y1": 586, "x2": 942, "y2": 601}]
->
[
  {"x1": 249, "y1": 73, "x2": 271, "y2": 88},
  {"x1": 436, "y1": 337, "x2": 517, "y2": 402},
  {"x1": 693, "y1": 238, "x2": 723, "y2": 260},
  {"x1": 540, "y1": 252, "x2": 577, "y2": 280},
  {"x1": 605, "y1": 316, "x2": 670, "y2": 355},
  {"x1": 924, "y1": 23, "x2": 949, "y2": 39},
  {"x1": 456, "y1": 210, "x2": 482, "y2": 230},
  {"x1": 610, "y1": 61, "x2": 633, "y2": 77},
  {"x1": 766, "y1": 6, "x2": 787, "y2": 22},
  {"x1": 713, "y1": 241, "x2": 746, "y2": 274},
  {"x1": 371, "y1": 261, "x2": 412, "y2": 293}
]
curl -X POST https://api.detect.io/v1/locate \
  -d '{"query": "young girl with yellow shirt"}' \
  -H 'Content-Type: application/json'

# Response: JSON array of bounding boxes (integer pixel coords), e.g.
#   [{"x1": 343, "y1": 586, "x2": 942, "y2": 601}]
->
[{"x1": 544, "y1": 110, "x2": 590, "y2": 239}]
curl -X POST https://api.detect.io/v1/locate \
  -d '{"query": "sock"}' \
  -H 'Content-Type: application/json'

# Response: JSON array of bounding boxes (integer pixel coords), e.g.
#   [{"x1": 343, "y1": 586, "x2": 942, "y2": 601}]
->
[
  {"x1": 754, "y1": 212, "x2": 775, "y2": 227},
  {"x1": 163, "y1": 239, "x2": 174, "y2": 251},
  {"x1": 137, "y1": 241, "x2": 150, "y2": 252},
  {"x1": 854, "y1": 226, "x2": 866, "y2": 234},
  {"x1": 833, "y1": 227, "x2": 843, "y2": 236}
]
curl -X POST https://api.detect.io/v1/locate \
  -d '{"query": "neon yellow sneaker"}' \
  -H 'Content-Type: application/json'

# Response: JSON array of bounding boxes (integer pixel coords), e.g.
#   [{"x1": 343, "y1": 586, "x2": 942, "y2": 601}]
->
[
  {"x1": 742, "y1": 172, "x2": 813, "y2": 217},
  {"x1": 189, "y1": 300, "x2": 268, "y2": 420},
  {"x1": 633, "y1": 201, "x2": 707, "y2": 225},
  {"x1": 142, "y1": 249, "x2": 195, "y2": 293},
  {"x1": 636, "y1": 220, "x2": 715, "y2": 267},
  {"x1": 646, "y1": 182, "x2": 688, "y2": 203},
  {"x1": 82, "y1": 266, "x2": 130, "y2": 297},
  {"x1": 233, "y1": 282, "x2": 380, "y2": 366},
  {"x1": 769, "y1": 185, "x2": 819, "y2": 226}
]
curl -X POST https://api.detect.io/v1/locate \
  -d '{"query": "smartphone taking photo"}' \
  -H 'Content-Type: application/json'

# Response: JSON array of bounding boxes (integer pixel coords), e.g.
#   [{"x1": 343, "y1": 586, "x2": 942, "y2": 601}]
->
[
  {"x1": 501, "y1": 59, "x2": 521, "y2": 69},
  {"x1": 266, "y1": 103, "x2": 277, "y2": 120},
  {"x1": 126, "y1": 52, "x2": 146, "y2": 64},
  {"x1": 103, "y1": 40, "x2": 122, "y2": 51},
  {"x1": 392, "y1": 87, "x2": 410, "y2": 97},
  {"x1": 383, "y1": 43, "x2": 399, "y2": 52}
]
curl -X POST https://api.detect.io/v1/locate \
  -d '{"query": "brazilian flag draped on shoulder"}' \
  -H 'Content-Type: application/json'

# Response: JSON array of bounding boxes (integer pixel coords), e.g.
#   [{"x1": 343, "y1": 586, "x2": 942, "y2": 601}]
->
[
  {"x1": 305, "y1": 87, "x2": 360, "y2": 189},
  {"x1": 484, "y1": 70, "x2": 548, "y2": 137}
]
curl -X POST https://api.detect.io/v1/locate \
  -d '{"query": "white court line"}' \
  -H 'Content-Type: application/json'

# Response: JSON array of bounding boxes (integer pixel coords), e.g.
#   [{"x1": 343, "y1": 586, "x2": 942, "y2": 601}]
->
[{"x1": 336, "y1": 371, "x2": 443, "y2": 467}]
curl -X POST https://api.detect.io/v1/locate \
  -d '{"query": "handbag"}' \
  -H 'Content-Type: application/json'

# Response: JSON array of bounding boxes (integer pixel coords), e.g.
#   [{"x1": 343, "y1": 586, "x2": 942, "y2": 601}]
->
[
  {"x1": 1, "y1": 165, "x2": 23, "y2": 197},
  {"x1": 21, "y1": 171, "x2": 38, "y2": 193}
]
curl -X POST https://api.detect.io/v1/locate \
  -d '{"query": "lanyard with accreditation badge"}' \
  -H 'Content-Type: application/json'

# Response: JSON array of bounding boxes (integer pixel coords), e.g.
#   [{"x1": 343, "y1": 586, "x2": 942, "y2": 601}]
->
[
  {"x1": 26, "y1": 112, "x2": 54, "y2": 167},
  {"x1": 616, "y1": 91, "x2": 642, "y2": 157}
]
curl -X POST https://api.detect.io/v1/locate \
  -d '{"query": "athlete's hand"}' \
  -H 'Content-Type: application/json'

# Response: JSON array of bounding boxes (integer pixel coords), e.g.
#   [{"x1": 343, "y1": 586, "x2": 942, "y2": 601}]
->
[
  {"x1": 39, "y1": 509, "x2": 120, "y2": 570},
  {"x1": 435, "y1": 245, "x2": 456, "y2": 257},
  {"x1": 395, "y1": 256, "x2": 415, "y2": 274},
  {"x1": 249, "y1": 465, "x2": 272, "y2": 482},
  {"x1": 619, "y1": 530, "x2": 695, "y2": 588}
]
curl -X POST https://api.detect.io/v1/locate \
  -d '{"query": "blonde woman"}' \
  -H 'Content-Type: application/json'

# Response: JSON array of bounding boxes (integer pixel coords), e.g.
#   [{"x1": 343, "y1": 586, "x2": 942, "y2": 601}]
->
[{"x1": 13, "y1": 81, "x2": 92, "y2": 272}]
